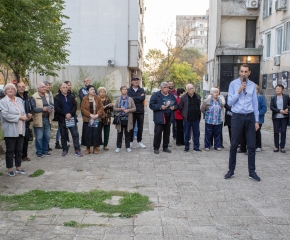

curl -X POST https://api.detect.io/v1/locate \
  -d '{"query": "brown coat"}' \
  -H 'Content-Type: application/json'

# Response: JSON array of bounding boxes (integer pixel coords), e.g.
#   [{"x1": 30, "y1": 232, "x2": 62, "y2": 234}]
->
[
  {"x1": 81, "y1": 95, "x2": 104, "y2": 122},
  {"x1": 114, "y1": 97, "x2": 136, "y2": 132}
]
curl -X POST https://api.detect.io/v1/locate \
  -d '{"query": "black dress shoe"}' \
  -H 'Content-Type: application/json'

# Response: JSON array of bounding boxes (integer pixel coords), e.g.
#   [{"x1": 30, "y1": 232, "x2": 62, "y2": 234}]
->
[
  {"x1": 193, "y1": 149, "x2": 202, "y2": 152},
  {"x1": 273, "y1": 148, "x2": 279, "y2": 152},
  {"x1": 163, "y1": 148, "x2": 171, "y2": 153},
  {"x1": 221, "y1": 145, "x2": 225, "y2": 148},
  {"x1": 55, "y1": 143, "x2": 62, "y2": 149},
  {"x1": 176, "y1": 144, "x2": 182, "y2": 146},
  {"x1": 237, "y1": 149, "x2": 246, "y2": 153},
  {"x1": 184, "y1": 149, "x2": 189, "y2": 152},
  {"x1": 154, "y1": 149, "x2": 159, "y2": 154},
  {"x1": 281, "y1": 149, "x2": 286, "y2": 153},
  {"x1": 48, "y1": 147, "x2": 52, "y2": 151}
]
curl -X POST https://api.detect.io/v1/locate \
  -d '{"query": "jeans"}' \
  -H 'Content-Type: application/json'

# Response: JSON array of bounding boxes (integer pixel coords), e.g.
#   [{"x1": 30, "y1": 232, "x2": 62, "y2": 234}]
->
[
  {"x1": 117, "y1": 125, "x2": 131, "y2": 148},
  {"x1": 184, "y1": 119, "x2": 200, "y2": 150},
  {"x1": 34, "y1": 117, "x2": 50, "y2": 155},
  {"x1": 59, "y1": 121, "x2": 80, "y2": 151},
  {"x1": 133, "y1": 122, "x2": 138, "y2": 138},
  {"x1": 205, "y1": 123, "x2": 222, "y2": 149},
  {"x1": 273, "y1": 118, "x2": 288, "y2": 149},
  {"x1": 229, "y1": 113, "x2": 256, "y2": 174},
  {"x1": 130, "y1": 113, "x2": 144, "y2": 142},
  {"x1": 4, "y1": 136, "x2": 24, "y2": 169},
  {"x1": 255, "y1": 124, "x2": 263, "y2": 149},
  {"x1": 55, "y1": 126, "x2": 69, "y2": 144}
]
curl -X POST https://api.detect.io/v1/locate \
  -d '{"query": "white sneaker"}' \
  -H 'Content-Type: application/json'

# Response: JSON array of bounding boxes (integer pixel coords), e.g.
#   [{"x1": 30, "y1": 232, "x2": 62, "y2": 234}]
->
[
  {"x1": 67, "y1": 141, "x2": 70, "y2": 146},
  {"x1": 138, "y1": 142, "x2": 146, "y2": 148},
  {"x1": 127, "y1": 148, "x2": 132, "y2": 152},
  {"x1": 115, "y1": 148, "x2": 121, "y2": 153},
  {"x1": 256, "y1": 148, "x2": 262, "y2": 152},
  {"x1": 130, "y1": 142, "x2": 133, "y2": 148}
]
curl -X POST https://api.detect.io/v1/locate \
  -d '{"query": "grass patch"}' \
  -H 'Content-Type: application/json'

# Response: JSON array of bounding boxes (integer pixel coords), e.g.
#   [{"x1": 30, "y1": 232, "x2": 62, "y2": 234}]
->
[
  {"x1": 3, "y1": 186, "x2": 8, "y2": 189},
  {"x1": 0, "y1": 172, "x2": 3, "y2": 176},
  {"x1": 63, "y1": 220, "x2": 107, "y2": 228},
  {"x1": 0, "y1": 190, "x2": 153, "y2": 218},
  {"x1": 132, "y1": 185, "x2": 146, "y2": 189},
  {"x1": 29, "y1": 169, "x2": 45, "y2": 178},
  {"x1": 77, "y1": 170, "x2": 83, "y2": 172}
]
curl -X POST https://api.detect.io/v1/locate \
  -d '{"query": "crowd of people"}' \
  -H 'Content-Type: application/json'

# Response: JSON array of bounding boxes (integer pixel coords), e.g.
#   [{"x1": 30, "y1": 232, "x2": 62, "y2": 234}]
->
[{"x1": 0, "y1": 64, "x2": 289, "y2": 180}]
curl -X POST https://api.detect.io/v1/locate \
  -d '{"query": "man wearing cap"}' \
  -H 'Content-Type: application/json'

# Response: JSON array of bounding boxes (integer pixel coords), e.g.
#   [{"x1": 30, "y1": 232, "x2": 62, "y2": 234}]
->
[{"x1": 128, "y1": 77, "x2": 146, "y2": 148}]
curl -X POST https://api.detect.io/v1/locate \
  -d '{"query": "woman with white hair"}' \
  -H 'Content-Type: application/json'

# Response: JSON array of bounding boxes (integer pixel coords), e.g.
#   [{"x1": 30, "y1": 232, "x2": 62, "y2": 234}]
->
[
  {"x1": 98, "y1": 87, "x2": 114, "y2": 150},
  {"x1": 201, "y1": 87, "x2": 224, "y2": 151},
  {"x1": 0, "y1": 83, "x2": 29, "y2": 176}
]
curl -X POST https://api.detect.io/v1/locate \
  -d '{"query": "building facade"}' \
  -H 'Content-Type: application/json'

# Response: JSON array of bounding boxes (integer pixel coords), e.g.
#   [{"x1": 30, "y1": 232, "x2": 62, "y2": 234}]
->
[
  {"x1": 29, "y1": 0, "x2": 145, "y2": 90},
  {"x1": 176, "y1": 11, "x2": 209, "y2": 54},
  {"x1": 206, "y1": 0, "x2": 290, "y2": 104}
]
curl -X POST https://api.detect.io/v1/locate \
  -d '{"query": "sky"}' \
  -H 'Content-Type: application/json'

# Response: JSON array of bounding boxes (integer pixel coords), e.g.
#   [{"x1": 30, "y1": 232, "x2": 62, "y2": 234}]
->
[{"x1": 143, "y1": 0, "x2": 209, "y2": 56}]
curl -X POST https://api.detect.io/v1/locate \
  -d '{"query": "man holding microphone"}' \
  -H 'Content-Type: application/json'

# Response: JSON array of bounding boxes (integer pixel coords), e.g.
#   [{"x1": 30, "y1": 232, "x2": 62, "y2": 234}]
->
[{"x1": 224, "y1": 64, "x2": 260, "y2": 181}]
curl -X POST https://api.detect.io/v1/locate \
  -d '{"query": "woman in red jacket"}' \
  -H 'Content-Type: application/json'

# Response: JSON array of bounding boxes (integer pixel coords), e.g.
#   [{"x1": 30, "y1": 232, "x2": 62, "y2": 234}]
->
[{"x1": 176, "y1": 88, "x2": 186, "y2": 146}]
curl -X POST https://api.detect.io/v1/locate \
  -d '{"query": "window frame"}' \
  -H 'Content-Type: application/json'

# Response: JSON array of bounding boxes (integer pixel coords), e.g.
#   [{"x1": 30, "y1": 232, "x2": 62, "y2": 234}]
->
[
  {"x1": 263, "y1": 0, "x2": 273, "y2": 18},
  {"x1": 265, "y1": 32, "x2": 271, "y2": 58},
  {"x1": 283, "y1": 21, "x2": 290, "y2": 53},
  {"x1": 276, "y1": 27, "x2": 283, "y2": 56}
]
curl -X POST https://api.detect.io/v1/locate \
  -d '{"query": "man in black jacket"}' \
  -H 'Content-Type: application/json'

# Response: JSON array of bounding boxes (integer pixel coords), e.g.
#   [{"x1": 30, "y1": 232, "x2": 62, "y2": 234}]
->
[
  {"x1": 128, "y1": 77, "x2": 146, "y2": 148},
  {"x1": 16, "y1": 83, "x2": 34, "y2": 161},
  {"x1": 54, "y1": 83, "x2": 83, "y2": 157},
  {"x1": 78, "y1": 78, "x2": 97, "y2": 116}
]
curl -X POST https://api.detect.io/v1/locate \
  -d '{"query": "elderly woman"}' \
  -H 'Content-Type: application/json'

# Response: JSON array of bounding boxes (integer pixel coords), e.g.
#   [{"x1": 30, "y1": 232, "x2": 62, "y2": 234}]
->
[
  {"x1": 98, "y1": 87, "x2": 114, "y2": 150},
  {"x1": 201, "y1": 87, "x2": 224, "y2": 151},
  {"x1": 0, "y1": 83, "x2": 29, "y2": 176},
  {"x1": 81, "y1": 85, "x2": 104, "y2": 155},
  {"x1": 114, "y1": 86, "x2": 136, "y2": 153}
]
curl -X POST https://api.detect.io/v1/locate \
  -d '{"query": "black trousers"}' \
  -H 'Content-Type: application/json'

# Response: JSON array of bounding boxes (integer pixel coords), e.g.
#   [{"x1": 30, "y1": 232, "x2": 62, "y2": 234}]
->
[
  {"x1": 5, "y1": 136, "x2": 24, "y2": 169},
  {"x1": 22, "y1": 137, "x2": 29, "y2": 158},
  {"x1": 255, "y1": 124, "x2": 263, "y2": 149},
  {"x1": 130, "y1": 113, "x2": 144, "y2": 142},
  {"x1": 153, "y1": 121, "x2": 171, "y2": 150},
  {"x1": 59, "y1": 121, "x2": 80, "y2": 151},
  {"x1": 273, "y1": 118, "x2": 288, "y2": 149},
  {"x1": 176, "y1": 119, "x2": 184, "y2": 145},
  {"x1": 229, "y1": 113, "x2": 256, "y2": 174},
  {"x1": 227, "y1": 125, "x2": 232, "y2": 144},
  {"x1": 117, "y1": 125, "x2": 131, "y2": 148},
  {"x1": 172, "y1": 119, "x2": 177, "y2": 139}
]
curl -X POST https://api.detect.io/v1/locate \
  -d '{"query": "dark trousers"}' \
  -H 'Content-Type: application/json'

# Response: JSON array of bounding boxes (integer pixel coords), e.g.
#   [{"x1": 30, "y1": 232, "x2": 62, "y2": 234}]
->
[
  {"x1": 130, "y1": 113, "x2": 144, "y2": 142},
  {"x1": 184, "y1": 119, "x2": 200, "y2": 150},
  {"x1": 255, "y1": 124, "x2": 263, "y2": 149},
  {"x1": 240, "y1": 130, "x2": 247, "y2": 152},
  {"x1": 176, "y1": 119, "x2": 185, "y2": 145},
  {"x1": 227, "y1": 125, "x2": 232, "y2": 144},
  {"x1": 4, "y1": 136, "x2": 24, "y2": 169},
  {"x1": 59, "y1": 121, "x2": 80, "y2": 151},
  {"x1": 153, "y1": 122, "x2": 171, "y2": 150},
  {"x1": 102, "y1": 125, "x2": 110, "y2": 147},
  {"x1": 211, "y1": 122, "x2": 223, "y2": 147},
  {"x1": 205, "y1": 123, "x2": 222, "y2": 149},
  {"x1": 172, "y1": 119, "x2": 177, "y2": 139},
  {"x1": 117, "y1": 125, "x2": 131, "y2": 148},
  {"x1": 273, "y1": 118, "x2": 288, "y2": 149},
  {"x1": 22, "y1": 137, "x2": 29, "y2": 158},
  {"x1": 229, "y1": 113, "x2": 256, "y2": 173}
]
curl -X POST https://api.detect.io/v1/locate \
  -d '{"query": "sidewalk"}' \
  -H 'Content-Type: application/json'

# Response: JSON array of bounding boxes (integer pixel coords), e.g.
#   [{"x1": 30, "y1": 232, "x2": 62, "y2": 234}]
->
[{"x1": 0, "y1": 99, "x2": 290, "y2": 239}]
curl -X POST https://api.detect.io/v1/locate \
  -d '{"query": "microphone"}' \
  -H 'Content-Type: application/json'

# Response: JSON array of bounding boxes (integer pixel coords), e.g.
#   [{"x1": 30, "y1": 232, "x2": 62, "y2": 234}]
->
[{"x1": 243, "y1": 78, "x2": 246, "y2": 94}]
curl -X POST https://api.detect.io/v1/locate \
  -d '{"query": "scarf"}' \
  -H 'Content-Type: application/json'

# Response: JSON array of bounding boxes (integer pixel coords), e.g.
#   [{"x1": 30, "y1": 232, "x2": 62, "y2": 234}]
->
[
  {"x1": 82, "y1": 86, "x2": 88, "y2": 96},
  {"x1": 120, "y1": 94, "x2": 128, "y2": 115}
]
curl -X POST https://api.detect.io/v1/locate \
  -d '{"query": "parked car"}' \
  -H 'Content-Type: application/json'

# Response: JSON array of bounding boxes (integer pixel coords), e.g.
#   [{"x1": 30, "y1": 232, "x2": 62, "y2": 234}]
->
[{"x1": 151, "y1": 88, "x2": 159, "y2": 94}]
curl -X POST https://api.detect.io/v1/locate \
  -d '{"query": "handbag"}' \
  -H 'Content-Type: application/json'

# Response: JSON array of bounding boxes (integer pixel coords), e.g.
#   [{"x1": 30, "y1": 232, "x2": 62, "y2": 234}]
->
[
  {"x1": 25, "y1": 127, "x2": 33, "y2": 141},
  {"x1": 65, "y1": 117, "x2": 75, "y2": 128},
  {"x1": 113, "y1": 115, "x2": 120, "y2": 125}
]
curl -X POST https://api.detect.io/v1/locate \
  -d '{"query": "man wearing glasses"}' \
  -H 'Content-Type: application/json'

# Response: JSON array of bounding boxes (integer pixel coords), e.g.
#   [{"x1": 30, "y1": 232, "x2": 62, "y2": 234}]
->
[{"x1": 16, "y1": 83, "x2": 34, "y2": 161}]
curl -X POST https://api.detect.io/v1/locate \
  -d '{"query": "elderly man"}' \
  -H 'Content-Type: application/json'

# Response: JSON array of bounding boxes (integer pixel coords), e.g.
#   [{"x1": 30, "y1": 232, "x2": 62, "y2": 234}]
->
[
  {"x1": 79, "y1": 78, "x2": 97, "y2": 107},
  {"x1": 54, "y1": 83, "x2": 83, "y2": 157},
  {"x1": 149, "y1": 82, "x2": 177, "y2": 154},
  {"x1": 179, "y1": 84, "x2": 201, "y2": 152},
  {"x1": 31, "y1": 82, "x2": 53, "y2": 158},
  {"x1": 16, "y1": 83, "x2": 34, "y2": 161}
]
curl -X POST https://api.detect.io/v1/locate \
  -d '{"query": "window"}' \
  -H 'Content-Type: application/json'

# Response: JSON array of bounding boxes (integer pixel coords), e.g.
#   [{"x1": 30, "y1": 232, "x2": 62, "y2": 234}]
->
[
  {"x1": 199, "y1": 23, "x2": 204, "y2": 27},
  {"x1": 276, "y1": 28, "x2": 283, "y2": 55},
  {"x1": 284, "y1": 21, "x2": 290, "y2": 52},
  {"x1": 195, "y1": 39, "x2": 200, "y2": 44},
  {"x1": 266, "y1": 33, "x2": 271, "y2": 57},
  {"x1": 263, "y1": 0, "x2": 273, "y2": 18}
]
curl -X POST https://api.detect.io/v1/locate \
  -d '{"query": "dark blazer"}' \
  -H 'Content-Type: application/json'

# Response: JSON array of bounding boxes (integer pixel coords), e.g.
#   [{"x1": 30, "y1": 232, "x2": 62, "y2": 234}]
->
[
  {"x1": 270, "y1": 94, "x2": 290, "y2": 120},
  {"x1": 178, "y1": 93, "x2": 201, "y2": 121},
  {"x1": 54, "y1": 93, "x2": 77, "y2": 123},
  {"x1": 224, "y1": 95, "x2": 232, "y2": 127},
  {"x1": 127, "y1": 86, "x2": 145, "y2": 113},
  {"x1": 16, "y1": 91, "x2": 34, "y2": 123},
  {"x1": 149, "y1": 91, "x2": 177, "y2": 124}
]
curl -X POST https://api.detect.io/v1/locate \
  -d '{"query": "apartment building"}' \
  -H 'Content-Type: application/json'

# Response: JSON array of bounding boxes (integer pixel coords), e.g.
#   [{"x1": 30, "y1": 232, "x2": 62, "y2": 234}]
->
[
  {"x1": 29, "y1": 0, "x2": 145, "y2": 90},
  {"x1": 176, "y1": 11, "x2": 209, "y2": 54},
  {"x1": 206, "y1": 0, "x2": 290, "y2": 103}
]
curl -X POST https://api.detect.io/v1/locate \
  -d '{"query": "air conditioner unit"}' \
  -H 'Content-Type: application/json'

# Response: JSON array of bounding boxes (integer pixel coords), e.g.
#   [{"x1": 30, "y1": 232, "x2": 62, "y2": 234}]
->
[
  {"x1": 108, "y1": 60, "x2": 114, "y2": 66},
  {"x1": 246, "y1": 0, "x2": 259, "y2": 8},
  {"x1": 276, "y1": 0, "x2": 287, "y2": 10},
  {"x1": 274, "y1": 56, "x2": 281, "y2": 66}
]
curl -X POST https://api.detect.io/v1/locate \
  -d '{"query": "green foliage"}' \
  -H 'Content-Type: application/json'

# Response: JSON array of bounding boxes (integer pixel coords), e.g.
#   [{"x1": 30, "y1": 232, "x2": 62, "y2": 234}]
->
[
  {"x1": 29, "y1": 169, "x2": 45, "y2": 178},
  {"x1": 0, "y1": 190, "x2": 153, "y2": 218},
  {"x1": 0, "y1": 127, "x2": 4, "y2": 140},
  {"x1": 50, "y1": 81, "x2": 62, "y2": 96},
  {"x1": 63, "y1": 221, "x2": 100, "y2": 228},
  {"x1": 0, "y1": 173, "x2": 3, "y2": 176},
  {"x1": 28, "y1": 88, "x2": 37, "y2": 97},
  {"x1": 0, "y1": 0, "x2": 71, "y2": 82}
]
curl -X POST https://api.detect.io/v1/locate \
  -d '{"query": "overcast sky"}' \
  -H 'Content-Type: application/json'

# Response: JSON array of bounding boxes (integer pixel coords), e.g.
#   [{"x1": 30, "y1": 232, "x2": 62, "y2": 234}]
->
[{"x1": 143, "y1": 0, "x2": 209, "y2": 56}]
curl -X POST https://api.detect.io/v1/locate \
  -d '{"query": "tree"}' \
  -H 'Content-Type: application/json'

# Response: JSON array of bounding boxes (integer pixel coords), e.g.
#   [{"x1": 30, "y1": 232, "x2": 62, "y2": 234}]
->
[
  {"x1": 144, "y1": 49, "x2": 165, "y2": 91},
  {"x1": 0, "y1": 0, "x2": 71, "y2": 83}
]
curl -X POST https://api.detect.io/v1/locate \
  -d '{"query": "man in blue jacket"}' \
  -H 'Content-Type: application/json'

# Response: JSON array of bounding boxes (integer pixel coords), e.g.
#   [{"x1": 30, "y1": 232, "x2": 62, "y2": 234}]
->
[{"x1": 149, "y1": 82, "x2": 177, "y2": 154}]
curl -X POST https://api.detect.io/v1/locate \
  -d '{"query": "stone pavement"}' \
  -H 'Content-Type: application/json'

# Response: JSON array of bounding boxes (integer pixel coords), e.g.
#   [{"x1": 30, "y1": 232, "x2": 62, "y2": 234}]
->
[{"x1": 1, "y1": 100, "x2": 290, "y2": 240}]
